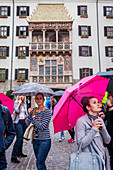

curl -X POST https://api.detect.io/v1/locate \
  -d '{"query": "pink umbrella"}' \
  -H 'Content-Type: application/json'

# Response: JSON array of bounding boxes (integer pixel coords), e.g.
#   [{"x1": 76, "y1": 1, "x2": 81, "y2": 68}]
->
[
  {"x1": 53, "y1": 75, "x2": 109, "y2": 133},
  {"x1": 0, "y1": 93, "x2": 14, "y2": 115}
]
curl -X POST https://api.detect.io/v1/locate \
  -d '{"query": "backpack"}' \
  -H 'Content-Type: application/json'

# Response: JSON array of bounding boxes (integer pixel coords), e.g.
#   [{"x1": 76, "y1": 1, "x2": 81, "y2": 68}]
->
[{"x1": 1, "y1": 105, "x2": 9, "y2": 132}]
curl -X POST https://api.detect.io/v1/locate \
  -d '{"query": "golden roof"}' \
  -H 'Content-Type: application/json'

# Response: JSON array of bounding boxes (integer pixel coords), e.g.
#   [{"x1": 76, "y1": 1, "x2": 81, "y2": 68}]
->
[{"x1": 28, "y1": 4, "x2": 73, "y2": 22}]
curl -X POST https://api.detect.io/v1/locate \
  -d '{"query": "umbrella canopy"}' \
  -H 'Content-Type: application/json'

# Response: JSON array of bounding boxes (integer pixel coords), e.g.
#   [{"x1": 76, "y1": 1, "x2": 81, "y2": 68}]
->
[
  {"x1": 96, "y1": 71, "x2": 113, "y2": 91},
  {"x1": 0, "y1": 93, "x2": 14, "y2": 115},
  {"x1": 53, "y1": 90, "x2": 64, "y2": 96},
  {"x1": 53, "y1": 75, "x2": 109, "y2": 133},
  {"x1": 12, "y1": 83, "x2": 54, "y2": 96}
]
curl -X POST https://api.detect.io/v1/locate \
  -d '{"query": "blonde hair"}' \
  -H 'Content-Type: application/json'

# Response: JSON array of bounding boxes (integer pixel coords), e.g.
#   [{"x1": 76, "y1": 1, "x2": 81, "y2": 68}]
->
[{"x1": 16, "y1": 96, "x2": 26, "y2": 102}]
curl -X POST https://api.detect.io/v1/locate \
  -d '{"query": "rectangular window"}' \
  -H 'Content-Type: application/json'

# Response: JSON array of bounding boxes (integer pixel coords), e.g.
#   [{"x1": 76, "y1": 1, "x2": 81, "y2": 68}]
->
[
  {"x1": 79, "y1": 26, "x2": 91, "y2": 36},
  {"x1": 0, "y1": 69, "x2": 5, "y2": 80},
  {"x1": 20, "y1": 7, "x2": 27, "y2": 15},
  {"x1": 107, "y1": 27, "x2": 113, "y2": 36},
  {"x1": 17, "y1": 6, "x2": 29, "y2": 16},
  {"x1": 52, "y1": 60, "x2": 56, "y2": 65},
  {"x1": 104, "y1": 7, "x2": 113, "y2": 16},
  {"x1": 58, "y1": 65, "x2": 63, "y2": 75},
  {"x1": 18, "y1": 69, "x2": 25, "y2": 80},
  {"x1": 105, "y1": 46, "x2": 113, "y2": 57},
  {"x1": 81, "y1": 6, "x2": 87, "y2": 15},
  {"x1": 78, "y1": 6, "x2": 87, "y2": 16},
  {"x1": 20, "y1": 26, "x2": 26, "y2": 36},
  {"x1": 45, "y1": 60, "x2": 50, "y2": 66},
  {"x1": 39, "y1": 66, "x2": 44, "y2": 75},
  {"x1": 52, "y1": 67, "x2": 56, "y2": 75},
  {"x1": 0, "y1": 47, "x2": 6, "y2": 56},
  {"x1": 106, "y1": 68, "x2": 113, "y2": 71},
  {"x1": 106, "y1": 7, "x2": 112, "y2": 16},
  {"x1": 79, "y1": 46, "x2": 92, "y2": 56},
  {"x1": 0, "y1": 26, "x2": 7, "y2": 36},
  {"x1": 80, "y1": 68, "x2": 93, "y2": 79},
  {"x1": 82, "y1": 47, "x2": 88, "y2": 56},
  {"x1": 19, "y1": 47, "x2": 26, "y2": 56},
  {"x1": 1, "y1": 7, "x2": 7, "y2": 16},
  {"x1": 81, "y1": 26, "x2": 88, "y2": 36},
  {"x1": 45, "y1": 67, "x2": 50, "y2": 75}
]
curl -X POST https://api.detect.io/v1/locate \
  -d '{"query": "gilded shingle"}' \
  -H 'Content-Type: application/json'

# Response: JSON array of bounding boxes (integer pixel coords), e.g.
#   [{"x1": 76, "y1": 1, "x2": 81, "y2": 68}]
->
[{"x1": 28, "y1": 4, "x2": 73, "y2": 22}]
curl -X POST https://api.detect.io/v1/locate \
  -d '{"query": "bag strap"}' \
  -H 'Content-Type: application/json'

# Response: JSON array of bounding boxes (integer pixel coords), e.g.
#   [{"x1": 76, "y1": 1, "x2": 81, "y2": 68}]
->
[{"x1": 33, "y1": 107, "x2": 37, "y2": 116}]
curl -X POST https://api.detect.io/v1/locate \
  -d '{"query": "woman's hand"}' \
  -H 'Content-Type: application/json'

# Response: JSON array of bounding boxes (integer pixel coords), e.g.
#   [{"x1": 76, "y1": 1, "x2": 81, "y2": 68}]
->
[
  {"x1": 28, "y1": 107, "x2": 33, "y2": 114},
  {"x1": 92, "y1": 119, "x2": 104, "y2": 130}
]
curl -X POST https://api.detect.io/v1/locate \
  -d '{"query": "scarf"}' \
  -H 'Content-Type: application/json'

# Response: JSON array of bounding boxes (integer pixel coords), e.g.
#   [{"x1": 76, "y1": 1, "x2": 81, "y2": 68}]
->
[{"x1": 87, "y1": 113, "x2": 98, "y2": 121}]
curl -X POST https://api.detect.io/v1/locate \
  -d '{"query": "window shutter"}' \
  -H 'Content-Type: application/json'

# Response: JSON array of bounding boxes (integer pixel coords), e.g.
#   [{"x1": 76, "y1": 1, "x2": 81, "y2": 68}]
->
[
  {"x1": 16, "y1": 26, "x2": 19, "y2": 36},
  {"x1": 88, "y1": 26, "x2": 91, "y2": 36},
  {"x1": 17, "y1": 6, "x2": 20, "y2": 16},
  {"x1": 78, "y1": 6, "x2": 80, "y2": 15},
  {"x1": 89, "y1": 46, "x2": 92, "y2": 56},
  {"x1": 16, "y1": 47, "x2": 18, "y2": 56},
  {"x1": 78, "y1": 26, "x2": 81, "y2": 36},
  {"x1": 26, "y1": 26, "x2": 28, "y2": 36},
  {"x1": 79, "y1": 46, "x2": 82, "y2": 56},
  {"x1": 27, "y1": 6, "x2": 29, "y2": 16},
  {"x1": 26, "y1": 46, "x2": 29, "y2": 56},
  {"x1": 90, "y1": 68, "x2": 93, "y2": 75},
  {"x1": 5, "y1": 69, "x2": 8, "y2": 80},
  {"x1": 15, "y1": 69, "x2": 18, "y2": 80},
  {"x1": 6, "y1": 47, "x2": 9, "y2": 57},
  {"x1": 105, "y1": 47, "x2": 108, "y2": 56},
  {"x1": 79, "y1": 68, "x2": 82, "y2": 79},
  {"x1": 104, "y1": 7, "x2": 106, "y2": 16},
  {"x1": 7, "y1": 27, "x2": 10, "y2": 36},
  {"x1": 25, "y1": 69, "x2": 28, "y2": 80},
  {"x1": 104, "y1": 27, "x2": 107, "y2": 36},
  {"x1": 8, "y1": 7, "x2": 10, "y2": 16}
]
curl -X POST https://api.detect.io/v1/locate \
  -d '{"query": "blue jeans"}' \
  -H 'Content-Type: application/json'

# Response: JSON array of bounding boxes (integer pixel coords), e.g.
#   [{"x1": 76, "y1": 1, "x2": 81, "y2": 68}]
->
[
  {"x1": 33, "y1": 139, "x2": 51, "y2": 170},
  {"x1": 11, "y1": 119, "x2": 27, "y2": 158},
  {"x1": 2, "y1": 168, "x2": 7, "y2": 170}
]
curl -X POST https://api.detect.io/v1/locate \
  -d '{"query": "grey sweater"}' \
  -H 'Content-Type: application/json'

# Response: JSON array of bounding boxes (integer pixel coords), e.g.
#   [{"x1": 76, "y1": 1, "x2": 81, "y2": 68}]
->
[{"x1": 76, "y1": 114, "x2": 111, "y2": 170}]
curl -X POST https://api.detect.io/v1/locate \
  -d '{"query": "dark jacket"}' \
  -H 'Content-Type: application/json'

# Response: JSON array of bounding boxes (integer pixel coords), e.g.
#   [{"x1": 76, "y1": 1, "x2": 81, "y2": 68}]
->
[
  {"x1": 105, "y1": 105, "x2": 113, "y2": 139},
  {"x1": 0, "y1": 105, "x2": 15, "y2": 169}
]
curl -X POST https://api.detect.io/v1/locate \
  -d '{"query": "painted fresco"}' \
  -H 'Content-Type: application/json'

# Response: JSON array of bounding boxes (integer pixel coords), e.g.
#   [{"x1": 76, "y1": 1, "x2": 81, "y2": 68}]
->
[
  {"x1": 30, "y1": 56, "x2": 37, "y2": 71},
  {"x1": 63, "y1": 55, "x2": 72, "y2": 71}
]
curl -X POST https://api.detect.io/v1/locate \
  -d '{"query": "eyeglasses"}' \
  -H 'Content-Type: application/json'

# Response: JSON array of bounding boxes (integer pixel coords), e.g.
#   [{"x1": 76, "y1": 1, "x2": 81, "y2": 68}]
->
[{"x1": 35, "y1": 98, "x2": 43, "y2": 100}]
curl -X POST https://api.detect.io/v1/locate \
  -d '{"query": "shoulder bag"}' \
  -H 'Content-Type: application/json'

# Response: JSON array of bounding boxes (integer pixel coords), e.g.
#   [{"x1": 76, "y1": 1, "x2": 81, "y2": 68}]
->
[
  {"x1": 69, "y1": 142, "x2": 102, "y2": 170},
  {"x1": 23, "y1": 107, "x2": 37, "y2": 143}
]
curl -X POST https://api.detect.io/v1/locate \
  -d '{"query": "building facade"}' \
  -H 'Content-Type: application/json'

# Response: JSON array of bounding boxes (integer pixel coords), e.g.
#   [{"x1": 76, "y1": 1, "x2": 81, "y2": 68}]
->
[{"x1": 0, "y1": 0, "x2": 113, "y2": 93}]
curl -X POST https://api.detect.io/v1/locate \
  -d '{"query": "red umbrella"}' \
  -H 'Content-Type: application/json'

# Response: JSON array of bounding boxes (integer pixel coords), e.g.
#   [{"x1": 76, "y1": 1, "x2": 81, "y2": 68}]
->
[
  {"x1": 0, "y1": 93, "x2": 14, "y2": 115},
  {"x1": 53, "y1": 75, "x2": 109, "y2": 133}
]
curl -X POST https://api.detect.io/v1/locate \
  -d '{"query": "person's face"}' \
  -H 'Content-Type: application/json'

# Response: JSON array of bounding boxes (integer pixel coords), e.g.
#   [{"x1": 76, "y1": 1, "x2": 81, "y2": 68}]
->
[
  {"x1": 108, "y1": 94, "x2": 113, "y2": 102},
  {"x1": 19, "y1": 96, "x2": 24, "y2": 101},
  {"x1": 35, "y1": 94, "x2": 44, "y2": 106},
  {"x1": 87, "y1": 98, "x2": 101, "y2": 114}
]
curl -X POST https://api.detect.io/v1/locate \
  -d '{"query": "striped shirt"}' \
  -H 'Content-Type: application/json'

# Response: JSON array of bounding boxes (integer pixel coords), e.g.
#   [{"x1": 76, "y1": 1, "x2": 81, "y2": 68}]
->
[{"x1": 27, "y1": 108, "x2": 51, "y2": 140}]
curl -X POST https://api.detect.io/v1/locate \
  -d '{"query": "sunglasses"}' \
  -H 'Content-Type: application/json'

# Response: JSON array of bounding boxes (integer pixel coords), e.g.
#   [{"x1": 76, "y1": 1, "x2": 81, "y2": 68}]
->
[{"x1": 35, "y1": 97, "x2": 43, "y2": 100}]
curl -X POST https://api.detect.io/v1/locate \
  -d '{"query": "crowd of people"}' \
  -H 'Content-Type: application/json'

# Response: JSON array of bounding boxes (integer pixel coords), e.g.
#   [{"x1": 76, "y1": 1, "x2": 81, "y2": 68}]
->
[{"x1": 0, "y1": 90, "x2": 113, "y2": 170}]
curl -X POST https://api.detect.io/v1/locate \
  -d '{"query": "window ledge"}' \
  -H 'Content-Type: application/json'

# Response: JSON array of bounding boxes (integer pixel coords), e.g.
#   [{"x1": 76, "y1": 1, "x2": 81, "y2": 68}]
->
[
  {"x1": 0, "y1": 56, "x2": 6, "y2": 59},
  {"x1": 107, "y1": 36, "x2": 113, "y2": 39},
  {"x1": 19, "y1": 36, "x2": 27, "y2": 38},
  {"x1": 0, "y1": 36, "x2": 7, "y2": 39},
  {"x1": 18, "y1": 56, "x2": 26, "y2": 59},
  {"x1": 19, "y1": 15, "x2": 27, "y2": 18},
  {"x1": 81, "y1": 35, "x2": 89, "y2": 38},
  {"x1": 0, "y1": 80, "x2": 5, "y2": 82},
  {"x1": 106, "y1": 16, "x2": 113, "y2": 19},
  {"x1": 0, "y1": 16, "x2": 8, "y2": 18},
  {"x1": 17, "y1": 79, "x2": 26, "y2": 82},
  {"x1": 80, "y1": 15, "x2": 88, "y2": 18}
]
